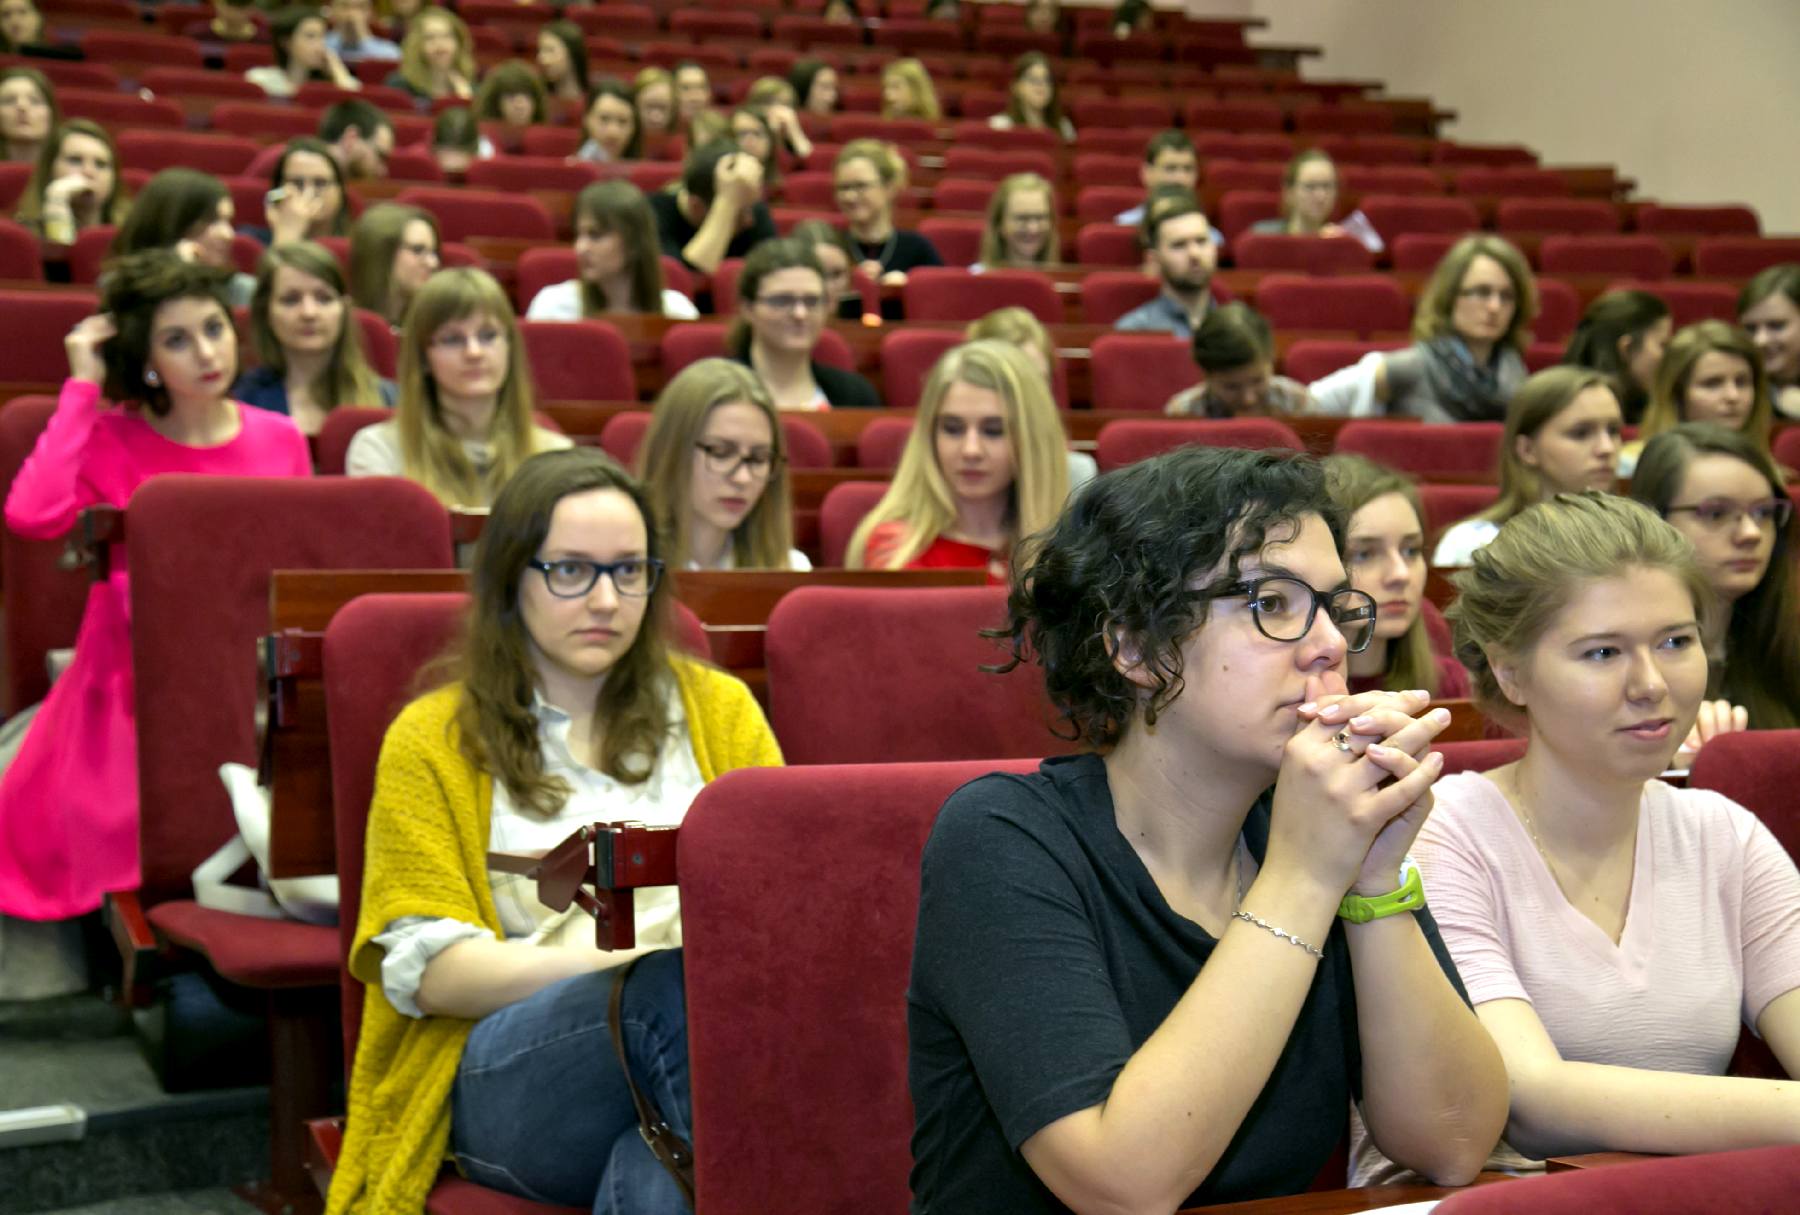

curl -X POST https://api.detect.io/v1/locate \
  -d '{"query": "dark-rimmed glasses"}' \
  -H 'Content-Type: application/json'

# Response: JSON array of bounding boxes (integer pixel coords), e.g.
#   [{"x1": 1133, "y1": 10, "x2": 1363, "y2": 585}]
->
[
  {"x1": 1201, "y1": 575, "x2": 1378, "y2": 652},
  {"x1": 694, "y1": 440, "x2": 781, "y2": 479},
  {"x1": 527, "y1": 557, "x2": 664, "y2": 599}
]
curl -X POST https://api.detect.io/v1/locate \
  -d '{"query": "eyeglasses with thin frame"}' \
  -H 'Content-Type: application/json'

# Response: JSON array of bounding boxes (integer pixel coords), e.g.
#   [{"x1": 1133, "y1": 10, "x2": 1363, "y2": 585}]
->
[
  {"x1": 1197, "y1": 575, "x2": 1378, "y2": 653},
  {"x1": 756, "y1": 293, "x2": 826, "y2": 314},
  {"x1": 694, "y1": 439, "x2": 781, "y2": 480},
  {"x1": 1665, "y1": 497, "x2": 1794, "y2": 532},
  {"x1": 527, "y1": 556, "x2": 664, "y2": 598}
]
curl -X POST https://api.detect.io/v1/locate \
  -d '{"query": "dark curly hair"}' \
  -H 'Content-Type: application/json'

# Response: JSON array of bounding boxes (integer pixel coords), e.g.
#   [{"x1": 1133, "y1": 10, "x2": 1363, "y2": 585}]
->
[
  {"x1": 99, "y1": 249, "x2": 235, "y2": 416},
  {"x1": 990, "y1": 445, "x2": 1341, "y2": 748}
]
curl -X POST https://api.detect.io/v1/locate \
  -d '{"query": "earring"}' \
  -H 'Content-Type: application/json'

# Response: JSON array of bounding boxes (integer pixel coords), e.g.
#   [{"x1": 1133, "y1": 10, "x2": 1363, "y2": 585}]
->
[{"x1": 144, "y1": 370, "x2": 160, "y2": 387}]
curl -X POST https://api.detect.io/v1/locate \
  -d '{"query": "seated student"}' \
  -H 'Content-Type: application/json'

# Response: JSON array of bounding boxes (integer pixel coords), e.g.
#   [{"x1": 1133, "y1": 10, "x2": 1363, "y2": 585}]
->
[
  {"x1": 788, "y1": 218, "x2": 863, "y2": 322},
  {"x1": 386, "y1": 6, "x2": 474, "y2": 102},
  {"x1": 319, "y1": 100, "x2": 395, "y2": 181},
  {"x1": 1247, "y1": 149, "x2": 1380, "y2": 253},
  {"x1": 349, "y1": 201, "x2": 440, "y2": 328},
  {"x1": 247, "y1": 7, "x2": 361, "y2": 99},
  {"x1": 429, "y1": 107, "x2": 481, "y2": 176},
  {"x1": 1738, "y1": 265, "x2": 1800, "y2": 420},
  {"x1": 834, "y1": 139, "x2": 943, "y2": 289},
  {"x1": 346, "y1": 267, "x2": 570, "y2": 505},
  {"x1": 1324, "y1": 454, "x2": 1469, "y2": 698},
  {"x1": 633, "y1": 67, "x2": 677, "y2": 144},
  {"x1": 0, "y1": 66, "x2": 55, "y2": 164},
  {"x1": 379, "y1": 0, "x2": 422, "y2": 42},
  {"x1": 1310, "y1": 234, "x2": 1538, "y2": 423},
  {"x1": 1113, "y1": 129, "x2": 1197, "y2": 227},
  {"x1": 742, "y1": 77, "x2": 814, "y2": 164},
  {"x1": 672, "y1": 61, "x2": 711, "y2": 132},
  {"x1": 1433, "y1": 366, "x2": 1623, "y2": 567},
  {"x1": 1165, "y1": 302, "x2": 1314, "y2": 416},
  {"x1": 1023, "y1": 0, "x2": 1060, "y2": 33},
  {"x1": 847, "y1": 341, "x2": 1069, "y2": 581},
  {"x1": 638, "y1": 359, "x2": 811, "y2": 572},
  {"x1": 1622, "y1": 319, "x2": 1774, "y2": 476},
  {"x1": 182, "y1": 0, "x2": 262, "y2": 42},
  {"x1": 326, "y1": 446, "x2": 782, "y2": 1215},
  {"x1": 729, "y1": 106, "x2": 782, "y2": 186},
  {"x1": 788, "y1": 58, "x2": 839, "y2": 117},
  {"x1": 910, "y1": 442, "x2": 1507, "y2": 1209},
  {"x1": 0, "y1": 251, "x2": 310, "y2": 956},
  {"x1": 112, "y1": 167, "x2": 257, "y2": 308},
  {"x1": 242, "y1": 137, "x2": 350, "y2": 246},
  {"x1": 1561, "y1": 289, "x2": 1673, "y2": 426},
  {"x1": 324, "y1": 0, "x2": 399, "y2": 63},
  {"x1": 234, "y1": 240, "x2": 394, "y2": 434},
  {"x1": 572, "y1": 78, "x2": 640, "y2": 165},
  {"x1": 473, "y1": 60, "x2": 548, "y2": 154},
  {"x1": 822, "y1": 0, "x2": 860, "y2": 24},
  {"x1": 1631, "y1": 423, "x2": 1800, "y2": 749},
  {"x1": 534, "y1": 20, "x2": 587, "y2": 109},
  {"x1": 881, "y1": 58, "x2": 940, "y2": 122},
  {"x1": 975, "y1": 172, "x2": 1058, "y2": 271},
  {"x1": 1115, "y1": 188, "x2": 1219, "y2": 339},
  {"x1": 964, "y1": 306, "x2": 1099, "y2": 490},
  {"x1": 1410, "y1": 491, "x2": 1800, "y2": 1170},
  {"x1": 0, "y1": 0, "x2": 44, "y2": 53},
  {"x1": 987, "y1": 52, "x2": 1075, "y2": 141},
  {"x1": 526, "y1": 181, "x2": 698, "y2": 321},
  {"x1": 14, "y1": 118, "x2": 127, "y2": 245},
  {"x1": 726, "y1": 237, "x2": 877, "y2": 411},
  {"x1": 651, "y1": 141, "x2": 776, "y2": 276}
]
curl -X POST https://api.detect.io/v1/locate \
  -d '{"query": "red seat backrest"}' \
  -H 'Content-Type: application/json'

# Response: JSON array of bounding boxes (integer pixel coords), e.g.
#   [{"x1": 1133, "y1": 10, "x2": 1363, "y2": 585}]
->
[
  {"x1": 1435, "y1": 738, "x2": 1526, "y2": 776},
  {"x1": 1280, "y1": 339, "x2": 1405, "y2": 384},
  {"x1": 465, "y1": 156, "x2": 604, "y2": 195},
  {"x1": 1419, "y1": 482, "x2": 1501, "y2": 543},
  {"x1": 1635, "y1": 204, "x2": 1760, "y2": 237},
  {"x1": 1078, "y1": 270, "x2": 1159, "y2": 325},
  {"x1": 879, "y1": 328, "x2": 961, "y2": 411},
  {"x1": 1095, "y1": 418, "x2": 1304, "y2": 472},
  {"x1": 818, "y1": 480, "x2": 891, "y2": 566},
  {"x1": 1688, "y1": 729, "x2": 1800, "y2": 859},
  {"x1": 1255, "y1": 274, "x2": 1412, "y2": 335},
  {"x1": 1538, "y1": 235, "x2": 1673, "y2": 280},
  {"x1": 0, "y1": 289, "x2": 99, "y2": 382},
  {"x1": 1335, "y1": 420, "x2": 1503, "y2": 479},
  {"x1": 0, "y1": 397, "x2": 88, "y2": 714},
  {"x1": 314, "y1": 407, "x2": 389, "y2": 476},
  {"x1": 902, "y1": 268, "x2": 1060, "y2": 324},
  {"x1": 1074, "y1": 222, "x2": 1142, "y2": 267},
  {"x1": 1495, "y1": 198, "x2": 1620, "y2": 234},
  {"x1": 1357, "y1": 193, "x2": 1481, "y2": 237},
  {"x1": 1233, "y1": 233, "x2": 1376, "y2": 274},
  {"x1": 1606, "y1": 280, "x2": 1739, "y2": 328},
  {"x1": 1692, "y1": 238, "x2": 1800, "y2": 279},
  {"x1": 917, "y1": 217, "x2": 984, "y2": 268},
  {"x1": 1533, "y1": 277, "x2": 1583, "y2": 343},
  {"x1": 393, "y1": 187, "x2": 555, "y2": 242},
  {"x1": 518, "y1": 319, "x2": 635, "y2": 403},
  {"x1": 1090, "y1": 332, "x2": 1198, "y2": 413},
  {"x1": 0, "y1": 216, "x2": 42, "y2": 280}
]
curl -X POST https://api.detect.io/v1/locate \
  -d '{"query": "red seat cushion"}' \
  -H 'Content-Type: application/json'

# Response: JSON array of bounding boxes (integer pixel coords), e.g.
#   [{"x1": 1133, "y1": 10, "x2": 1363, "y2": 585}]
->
[
  {"x1": 147, "y1": 900, "x2": 338, "y2": 988},
  {"x1": 1433, "y1": 1145, "x2": 1800, "y2": 1214}
]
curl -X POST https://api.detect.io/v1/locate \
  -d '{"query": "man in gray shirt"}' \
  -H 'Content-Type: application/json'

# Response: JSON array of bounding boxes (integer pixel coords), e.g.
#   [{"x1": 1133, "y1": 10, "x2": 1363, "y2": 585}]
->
[{"x1": 1115, "y1": 189, "x2": 1219, "y2": 339}]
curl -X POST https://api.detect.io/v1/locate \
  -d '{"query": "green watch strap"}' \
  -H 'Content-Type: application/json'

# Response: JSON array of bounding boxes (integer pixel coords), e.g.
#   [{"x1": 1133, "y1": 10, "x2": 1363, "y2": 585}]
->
[{"x1": 1337, "y1": 860, "x2": 1424, "y2": 923}]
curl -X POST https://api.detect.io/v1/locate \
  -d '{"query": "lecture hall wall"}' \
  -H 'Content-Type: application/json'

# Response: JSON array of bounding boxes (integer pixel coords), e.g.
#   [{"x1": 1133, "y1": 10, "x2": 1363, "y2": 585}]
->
[{"x1": 1185, "y1": 0, "x2": 1800, "y2": 234}]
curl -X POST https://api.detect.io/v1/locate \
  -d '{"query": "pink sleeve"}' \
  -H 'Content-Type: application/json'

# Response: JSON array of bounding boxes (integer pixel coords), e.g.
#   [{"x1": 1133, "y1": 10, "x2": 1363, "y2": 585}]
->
[
  {"x1": 1737, "y1": 810, "x2": 1800, "y2": 1023},
  {"x1": 4, "y1": 378, "x2": 103, "y2": 540},
  {"x1": 1414, "y1": 804, "x2": 1533, "y2": 1009}
]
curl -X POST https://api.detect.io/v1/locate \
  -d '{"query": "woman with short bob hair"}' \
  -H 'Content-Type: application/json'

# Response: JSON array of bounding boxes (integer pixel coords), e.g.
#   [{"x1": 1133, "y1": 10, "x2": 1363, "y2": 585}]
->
[
  {"x1": 235, "y1": 240, "x2": 392, "y2": 433},
  {"x1": 111, "y1": 167, "x2": 257, "y2": 308},
  {"x1": 1631, "y1": 422, "x2": 1800, "y2": 735},
  {"x1": 526, "y1": 180, "x2": 697, "y2": 321},
  {"x1": 388, "y1": 5, "x2": 475, "y2": 100},
  {"x1": 637, "y1": 358, "x2": 808, "y2": 572},
  {"x1": 847, "y1": 340, "x2": 1069, "y2": 579},
  {"x1": 1560, "y1": 289, "x2": 1673, "y2": 424},
  {"x1": 725, "y1": 236, "x2": 879, "y2": 410},
  {"x1": 978, "y1": 172, "x2": 1059, "y2": 269},
  {"x1": 910, "y1": 442, "x2": 1507, "y2": 1209},
  {"x1": 1432, "y1": 365, "x2": 1623, "y2": 566},
  {"x1": 349, "y1": 201, "x2": 441, "y2": 328},
  {"x1": 0, "y1": 250, "x2": 309, "y2": 931},
  {"x1": 1323, "y1": 453, "x2": 1467, "y2": 698},
  {"x1": 14, "y1": 118, "x2": 127, "y2": 243},
  {"x1": 329, "y1": 447, "x2": 782, "y2": 1214},
  {"x1": 1628, "y1": 321, "x2": 1774, "y2": 475},
  {"x1": 473, "y1": 59, "x2": 548, "y2": 149},
  {"x1": 1404, "y1": 491, "x2": 1800, "y2": 1169},
  {"x1": 1310, "y1": 234, "x2": 1539, "y2": 422},
  {"x1": 880, "y1": 58, "x2": 939, "y2": 122},
  {"x1": 346, "y1": 267, "x2": 569, "y2": 505},
  {"x1": 1738, "y1": 264, "x2": 1800, "y2": 419}
]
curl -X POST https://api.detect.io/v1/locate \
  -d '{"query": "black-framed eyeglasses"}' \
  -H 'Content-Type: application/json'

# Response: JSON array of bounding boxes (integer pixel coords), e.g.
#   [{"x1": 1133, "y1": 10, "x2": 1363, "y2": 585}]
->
[
  {"x1": 527, "y1": 556, "x2": 663, "y2": 599},
  {"x1": 1200, "y1": 575, "x2": 1378, "y2": 653},
  {"x1": 693, "y1": 439, "x2": 781, "y2": 479},
  {"x1": 1664, "y1": 498, "x2": 1793, "y2": 532}
]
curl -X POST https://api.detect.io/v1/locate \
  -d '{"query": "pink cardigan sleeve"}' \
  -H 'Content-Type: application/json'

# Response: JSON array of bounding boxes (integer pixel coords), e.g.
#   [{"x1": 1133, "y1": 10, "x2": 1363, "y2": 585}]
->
[{"x1": 4, "y1": 378, "x2": 103, "y2": 540}]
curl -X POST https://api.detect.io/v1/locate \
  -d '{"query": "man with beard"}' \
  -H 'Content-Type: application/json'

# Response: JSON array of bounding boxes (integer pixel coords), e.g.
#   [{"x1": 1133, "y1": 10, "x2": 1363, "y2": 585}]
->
[{"x1": 1115, "y1": 188, "x2": 1220, "y2": 338}]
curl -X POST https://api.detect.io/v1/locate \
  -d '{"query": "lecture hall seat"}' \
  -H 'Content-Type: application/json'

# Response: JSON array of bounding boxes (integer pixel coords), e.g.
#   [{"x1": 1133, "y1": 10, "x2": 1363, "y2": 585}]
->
[
  {"x1": 902, "y1": 268, "x2": 1062, "y2": 325},
  {"x1": 0, "y1": 398, "x2": 89, "y2": 716},
  {"x1": 595, "y1": 411, "x2": 833, "y2": 471},
  {"x1": 1089, "y1": 332, "x2": 1199, "y2": 413},
  {"x1": 394, "y1": 187, "x2": 557, "y2": 243},
  {"x1": 518, "y1": 320, "x2": 636, "y2": 404},
  {"x1": 1094, "y1": 418, "x2": 1305, "y2": 473},
  {"x1": 1333, "y1": 420, "x2": 1504, "y2": 479},
  {"x1": 1434, "y1": 1146, "x2": 1800, "y2": 1214},
  {"x1": 1255, "y1": 274, "x2": 1412, "y2": 335}
]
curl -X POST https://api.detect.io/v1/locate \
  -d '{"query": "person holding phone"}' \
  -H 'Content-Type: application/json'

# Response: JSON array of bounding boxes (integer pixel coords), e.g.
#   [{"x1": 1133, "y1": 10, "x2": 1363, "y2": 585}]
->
[{"x1": 244, "y1": 137, "x2": 350, "y2": 247}]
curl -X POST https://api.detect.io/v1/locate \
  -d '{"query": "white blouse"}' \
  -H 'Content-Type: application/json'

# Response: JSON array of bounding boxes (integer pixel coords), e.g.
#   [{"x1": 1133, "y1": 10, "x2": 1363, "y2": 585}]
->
[{"x1": 524, "y1": 279, "x2": 700, "y2": 322}]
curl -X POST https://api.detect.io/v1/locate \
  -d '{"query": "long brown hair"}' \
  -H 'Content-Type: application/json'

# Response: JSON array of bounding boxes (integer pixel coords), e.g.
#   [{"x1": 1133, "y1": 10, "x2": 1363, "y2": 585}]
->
[
  {"x1": 1003, "y1": 51, "x2": 1064, "y2": 130},
  {"x1": 1413, "y1": 233, "x2": 1539, "y2": 352},
  {"x1": 452, "y1": 448, "x2": 675, "y2": 808},
  {"x1": 1638, "y1": 320, "x2": 1773, "y2": 453},
  {"x1": 250, "y1": 240, "x2": 385, "y2": 412},
  {"x1": 15, "y1": 118, "x2": 128, "y2": 230},
  {"x1": 1322, "y1": 454, "x2": 1439, "y2": 696},
  {"x1": 572, "y1": 179, "x2": 665, "y2": 316},
  {"x1": 349, "y1": 201, "x2": 437, "y2": 324},
  {"x1": 1477, "y1": 366, "x2": 1614, "y2": 525}
]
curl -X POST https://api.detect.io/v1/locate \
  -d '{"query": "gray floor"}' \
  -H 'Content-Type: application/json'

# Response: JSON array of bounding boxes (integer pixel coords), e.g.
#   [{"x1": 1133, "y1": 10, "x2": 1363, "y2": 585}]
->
[{"x1": 36, "y1": 1190, "x2": 259, "y2": 1215}]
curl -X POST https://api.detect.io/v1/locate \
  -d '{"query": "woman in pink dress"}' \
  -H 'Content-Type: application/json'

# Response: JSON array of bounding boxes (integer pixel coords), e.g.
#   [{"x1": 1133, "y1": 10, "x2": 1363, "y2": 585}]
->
[{"x1": 0, "y1": 250, "x2": 312, "y2": 925}]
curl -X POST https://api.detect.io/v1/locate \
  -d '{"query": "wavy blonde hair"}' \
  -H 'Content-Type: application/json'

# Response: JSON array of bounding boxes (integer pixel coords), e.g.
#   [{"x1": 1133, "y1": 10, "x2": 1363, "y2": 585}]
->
[
  {"x1": 881, "y1": 58, "x2": 940, "y2": 121},
  {"x1": 637, "y1": 359, "x2": 796, "y2": 571},
  {"x1": 397, "y1": 7, "x2": 475, "y2": 96},
  {"x1": 1637, "y1": 319, "x2": 1773, "y2": 453},
  {"x1": 979, "y1": 172, "x2": 1059, "y2": 267},
  {"x1": 847, "y1": 340, "x2": 1070, "y2": 569},
  {"x1": 1413, "y1": 233, "x2": 1539, "y2": 352},
  {"x1": 394, "y1": 267, "x2": 548, "y2": 507}
]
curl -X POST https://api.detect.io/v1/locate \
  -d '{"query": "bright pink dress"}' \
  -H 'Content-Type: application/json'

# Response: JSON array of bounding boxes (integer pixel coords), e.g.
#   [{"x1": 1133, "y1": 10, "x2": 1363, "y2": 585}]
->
[{"x1": 0, "y1": 379, "x2": 311, "y2": 920}]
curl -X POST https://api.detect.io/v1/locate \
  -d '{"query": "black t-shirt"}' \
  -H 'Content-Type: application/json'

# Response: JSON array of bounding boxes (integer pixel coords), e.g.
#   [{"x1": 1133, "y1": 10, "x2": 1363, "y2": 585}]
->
[
  {"x1": 907, "y1": 753, "x2": 1467, "y2": 1213},
  {"x1": 853, "y1": 229, "x2": 944, "y2": 276},
  {"x1": 649, "y1": 190, "x2": 778, "y2": 270}
]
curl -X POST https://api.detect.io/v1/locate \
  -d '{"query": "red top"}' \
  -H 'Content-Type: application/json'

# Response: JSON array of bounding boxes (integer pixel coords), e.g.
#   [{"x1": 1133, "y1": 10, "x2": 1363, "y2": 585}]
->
[
  {"x1": 1348, "y1": 653, "x2": 1471, "y2": 700},
  {"x1": 865, "y1": 521, "x2": 1008, "y2": 585}
]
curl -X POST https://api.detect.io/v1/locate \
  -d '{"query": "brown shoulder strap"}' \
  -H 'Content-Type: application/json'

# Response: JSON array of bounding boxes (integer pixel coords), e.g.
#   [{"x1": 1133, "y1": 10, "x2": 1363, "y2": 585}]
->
[{"x1": 609, "y1": 956, "x2": 697, "y2": 1205}]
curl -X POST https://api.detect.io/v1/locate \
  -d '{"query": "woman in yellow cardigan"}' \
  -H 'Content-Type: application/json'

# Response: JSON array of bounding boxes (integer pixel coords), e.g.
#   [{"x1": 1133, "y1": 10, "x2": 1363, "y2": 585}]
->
[{"x1": 328, "y1": 447, "x2": 783, "y2": 1215}]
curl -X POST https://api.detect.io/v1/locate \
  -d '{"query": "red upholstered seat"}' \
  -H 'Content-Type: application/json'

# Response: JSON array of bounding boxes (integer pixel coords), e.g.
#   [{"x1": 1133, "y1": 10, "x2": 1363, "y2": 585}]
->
[
  {"x1": 1185, "y1": 98, "x2": 1284, "y2": 132},
  {"x1": 917, "y1": 217, "x2": 984, "y2": 267},
  {"x1": 659, "y1": 322, "x2": 854, "y2": 377},
  {"x1": 1390, "y1": 232, "x2": 1460, "y2": 272},
  {"x1": 80, "y1": 29, "x2": 204, "y2": 66},
  {"x1": 1292, "y1": 103, "x2": 1395, "y2": 135},
  {"x1": 1090, "y1": 332, "x2": 1198, "y2": 412},
  {"x1": 135, "y1": 67, "x2": 265, "y2": 103},
  {"x1": 1216, "y1": 189, "x2": 1283, "y2": 243},
  {"x1": 518, "y1": 319, "x2": 635, "y2": 403},
  {"x1": 0, "y1": 398, "x2": 88, "y2": 715},
  {"x1": 465, "y1": 156, "x2": 604, "y2": 195},
  {"x1": 931, "y1": 178, "x2": 995, "y2": 213},
  {"x1": 0, "y1": 289, "x2": 99, "y2": 384},
  {"x1": 146, "y1": 901, "x2": 337, "y2": 988},
  {"x1": 1255, "y1": 274, "x2": 1411, "y2": 334},
  {"x1": 0, "y1": 216, "x2": 42, "y2": 280},
  {"x1": 570, "y1": 4, "x2": 657, "y2": 38},
  {"x1": 597, "y1": 411, "x2": 831, "y2": 471},
  {"x1": 1074, "y1": 223, "x2": 1143, "y2": 267},
  {"x1": 394, "y1": 187, "x2": 555, "y2": 242},
  {"x1": 0, "y1": 162, "x2": 30, "y2": 213},
  {"x1": 1452, "y1": 166, "x2": 1568, "y2": 196},
  {"x1": 1071, "y1": 96, "x2": 1174, "y2": 129},
  {"x1": 1333, "y1": 420, "x2": 1503, "y2": 479},
  {"x1": 681, "y1": 759, "x2": 1043, "y2": 1213},
  {"x1": 1432, "y1": 142, "x2": 1537, "y2": 167},
  {"x1": 315, "y1": 407, "x2": 389, "y2": 476},
  {"x1": 765, "y1": 587, "x2": 1066, "y2": 763},
  {"x1": 830, "y1": 114, "x2": 935, "y2": 143},
  {"x1": 1074, "y1": 185, "x2": 1144, "y2": 223},
  {"x1": 1687, "y1": 729, "x2": 1800, "y2": 857},
  {"x1": 669, "y1": 8, "x2": 761, "y2": 39},
  {"x1": 902, "y1": 268, "x2": 1060, "y2": 324},
  {"x1": 1233, "y1": 233, "x2": 1376, "y2": 273},
  {"x1": 1339, "y1": 166, "x2": 1444, "y2": 195},
  {"x1": 1435, "y1": 738, "x2": 1525, "y2": 776},
  {"x1": 1095, "y1": 418, "x2": 1304, "y2": 473},
  {"x1": 1773, "y1": 428, "x2": 1800, "y2": 474},
  {"x1": 818, "y1": 480, "x2": 891, "y2": 566},
  {"x1": 210, "y1": 101, "x2": 324, "y2": 141},
  {"x1": 1693, "y1": 237, "x2": 1800, "y2": 278},
  {"x1": 1071, "y1": 154, "x2": 1146, "y2": 189},
  {"x1": 1635, "y1": 203, "x2": 1760, "y2": 236},
  {"x1": 941, "y1": 147, "x2": 1056, "y2": 181},
  {"x1": 1420, "y1": 483, "x2": 1501, "y2": 542},
  {"x1": 58, "y1": 87, "x2": 185, "y2": 130},
  {"x1": 1079, "y1": 271, "x2": 1159, "y2": 324},
  {"x1": 1534, "y1": 277, "x2": 1582, "y2": 343},
  {"x1": 1605, "y1": 280, "x2": 1739, "y2": 327},
  {"x1": 1495, "y1": 198, "x2": 1620, "y2": 234},
  {"x1": 853, "y1": 416, "x2": 914, "y2": 472},
  {"x1": 1538, "y1": 235, "x2": 1674, "y2": 280},
  {"x1": 1433, "y1": 1146, "x2": 1800, "y2": 1214},
  {"x1": 879, "y1": 328, "x2": 961, "y2": 411},
  {"x1": 1280, "y1": 340, "x2": 1404, "y2": 384},
  {"x1": 115, "y1": 130, "x2": 261, "y2": 178},
  {"x1": 1358, "y1": 194, "x2": 1480, "y2": 238}
]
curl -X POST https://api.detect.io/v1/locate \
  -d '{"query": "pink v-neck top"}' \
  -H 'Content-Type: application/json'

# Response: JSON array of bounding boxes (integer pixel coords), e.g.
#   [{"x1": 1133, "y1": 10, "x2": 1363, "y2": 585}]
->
[{"x1": 1417, "y1": 772, "x2": 1800, "y2": 1075}]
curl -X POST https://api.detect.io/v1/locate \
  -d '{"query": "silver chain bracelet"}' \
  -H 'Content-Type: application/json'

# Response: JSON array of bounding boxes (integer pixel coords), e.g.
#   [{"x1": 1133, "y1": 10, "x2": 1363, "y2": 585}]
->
[{"x1": 1231, "y1": 910, "x2": 1324, "y2": 959}]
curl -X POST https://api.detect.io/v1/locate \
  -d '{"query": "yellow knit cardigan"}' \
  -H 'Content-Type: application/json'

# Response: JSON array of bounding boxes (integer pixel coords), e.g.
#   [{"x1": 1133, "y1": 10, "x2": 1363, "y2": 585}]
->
[{"x1": 326, "y1": 658, "x2": 784, "y2": 1214}]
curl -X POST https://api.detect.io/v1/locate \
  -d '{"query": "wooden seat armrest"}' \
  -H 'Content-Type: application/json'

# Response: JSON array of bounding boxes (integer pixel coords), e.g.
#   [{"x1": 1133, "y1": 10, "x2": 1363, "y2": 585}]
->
[{"x1": 103, "y1": 889, "x2": 160, "y2": 1008}]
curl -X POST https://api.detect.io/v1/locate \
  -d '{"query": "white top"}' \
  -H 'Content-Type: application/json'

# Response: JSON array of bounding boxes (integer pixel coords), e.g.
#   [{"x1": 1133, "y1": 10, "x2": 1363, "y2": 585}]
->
[
  {"x1": 684, "y1": 548, "x2": 812, "y2": 572},
  {"x1": 344, "y1": 418, "x2": 573, "y2": 482},
  {"x1": 1431, "y1": 517, "x2": 1499, "y2": 567},
  {"x1": 986, "y1": 112, "x2": 1076, "y2": 141},
  {"x1": 244, "y1": 67, "x2": 300, "y2": 99},
  {"x1": 524, "y1": 279, "x2": 699, "y2": 322},
  {"x1": 373, "y1": 690, "x2": 705, "y2": 1018}
]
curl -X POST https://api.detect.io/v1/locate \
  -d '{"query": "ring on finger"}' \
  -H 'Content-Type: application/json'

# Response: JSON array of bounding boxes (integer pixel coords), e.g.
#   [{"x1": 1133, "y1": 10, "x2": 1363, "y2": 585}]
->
[{"x1": 1332, "y1": 730, "x2": 1354, "y2": 754}]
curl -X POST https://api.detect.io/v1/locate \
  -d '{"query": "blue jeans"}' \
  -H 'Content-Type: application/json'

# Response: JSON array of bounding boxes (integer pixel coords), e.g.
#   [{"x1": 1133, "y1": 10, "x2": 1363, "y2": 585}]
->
[{"x1": 450, "y1": 949, "x2": 693, "y2": 1215}]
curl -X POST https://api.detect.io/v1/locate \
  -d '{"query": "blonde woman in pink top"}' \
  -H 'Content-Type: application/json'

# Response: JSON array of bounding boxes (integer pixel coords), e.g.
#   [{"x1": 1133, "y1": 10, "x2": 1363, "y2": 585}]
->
[
  {"x1": 1423, "y1": 492, "x2": 1800, "y2": 1162},
  {"x1": 0, "y1": 251, "x2": 311, "y2": 929}
]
